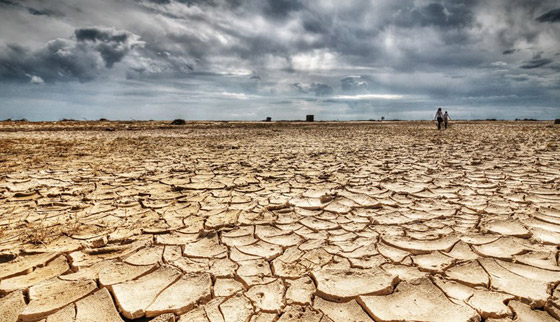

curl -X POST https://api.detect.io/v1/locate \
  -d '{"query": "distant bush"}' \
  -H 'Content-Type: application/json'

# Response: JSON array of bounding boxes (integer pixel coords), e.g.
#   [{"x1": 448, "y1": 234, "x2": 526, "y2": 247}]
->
[
  {"x1": 171, "y1": 119, "x2": 186, "y2": 125},
  {"x1": 99, "y1": 118, "x2": 108, "y2": 121},
  {"x1": 555, "y1": 119, "x2": 560, "y2": 124}
]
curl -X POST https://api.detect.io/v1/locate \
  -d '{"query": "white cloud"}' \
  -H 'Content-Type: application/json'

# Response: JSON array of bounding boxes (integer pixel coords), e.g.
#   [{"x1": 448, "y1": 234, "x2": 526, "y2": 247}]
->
[
  {"x1": 29, "y1": 75, "x2": 44, "y2": 84},
  {"x1": 291, "y1": 50, "x2": 339, "y2": 71},
  {"x1": 219, "y1": 92, "x2": 252, "y2": 100}
]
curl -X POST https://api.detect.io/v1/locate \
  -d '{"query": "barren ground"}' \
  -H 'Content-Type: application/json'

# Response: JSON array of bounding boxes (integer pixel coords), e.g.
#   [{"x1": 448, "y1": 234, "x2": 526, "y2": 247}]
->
[{"x1": 0, "y1": 120, "x2": 559, "y2": 322}]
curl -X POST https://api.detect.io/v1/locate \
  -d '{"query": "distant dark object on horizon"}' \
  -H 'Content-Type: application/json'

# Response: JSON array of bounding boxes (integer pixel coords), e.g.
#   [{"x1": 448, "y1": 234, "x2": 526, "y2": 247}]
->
[
  {"x1": 99, "y1": 118, "x2": 108, "y2": 121},
  {"x1": 486, "y1": 119, "x2": 497, "y2": 121},
  {"x1": 306, "y1": 115, "x2": 314, "y2": 122},
  {"x1": 60, "y1": 118, "x2": 76, "y2": 122},
  {"x1": 555, "y1": 119, "x2": 560, "y2": 124},
  {"x1": 171, "y1": 119, "x2": 186, "y2": 125},
  {"x1": 265, "y1": 117, "x2": 272, "y2": 122},
  {"x1": 13, "y1": 119, "x2": 28, "y2": 122},
  {"x1": 515, "y1": 118, "x2": 537, "y2": 121}
]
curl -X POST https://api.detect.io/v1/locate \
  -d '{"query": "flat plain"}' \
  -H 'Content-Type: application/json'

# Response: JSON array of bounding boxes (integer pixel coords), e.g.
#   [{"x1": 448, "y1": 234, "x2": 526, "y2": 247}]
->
[{"x1": 0, "y1": 120, "x2": 559, "y2": 322}]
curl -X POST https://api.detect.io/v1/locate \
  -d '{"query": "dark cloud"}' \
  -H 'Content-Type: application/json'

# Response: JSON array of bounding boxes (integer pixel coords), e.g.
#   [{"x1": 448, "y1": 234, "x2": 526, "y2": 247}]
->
[
  {"x1": 27, "y1": 8, "x2": 57, "y2": 16},
  {"x1": 536, "y1": 8, "x2": 560, "y2": 23},
  {"x1": 0, "y1": 0, "x2": 17, "y2": 6},
  {"x1": 141, "y1": 0, "x2": 242, "y2": 9},
  {"x1": 520, "y1": 55, "x2": 553, "y2": 69},
  {"x1": 0, "y1": 27, "x2": 144, "y2": 82},
  {"x1": 502, "y1": 49, "x2": 517, "y2": 55},
  {"x1": 75, "y1": 28, "x2": 129, "y2": 43},
  {"x1": 0, "y1": 0, "x2": 61, "y2": 17},
  {"x1": 0, "y1": 41, "x2": 100, "y2": 82},
  {"x1": 74, "y1": 27, "x2": 143, "y2": 67},
  {"x1": 263, "y1": 0, "x2": 302, "y2": 18},
  {"x1": 302, "y1": 15, "x2": 329, "y2": 34}
]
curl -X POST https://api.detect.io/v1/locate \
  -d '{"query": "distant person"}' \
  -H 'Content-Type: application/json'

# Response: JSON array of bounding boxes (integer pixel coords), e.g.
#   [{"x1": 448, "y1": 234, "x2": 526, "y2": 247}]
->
[
  {"x1": 443, "y1": 111, "x2": 451, "y2": 129},
  {"x1": 434, "y1": 107, "x2": 443, "y2": 130}
]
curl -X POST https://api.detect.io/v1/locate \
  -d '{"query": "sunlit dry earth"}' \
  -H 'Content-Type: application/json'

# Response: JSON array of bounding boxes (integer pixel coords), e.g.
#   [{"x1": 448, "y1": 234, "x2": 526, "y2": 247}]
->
[{"x1": 0, "y1": 120, "x2": 559, "y2": 322}]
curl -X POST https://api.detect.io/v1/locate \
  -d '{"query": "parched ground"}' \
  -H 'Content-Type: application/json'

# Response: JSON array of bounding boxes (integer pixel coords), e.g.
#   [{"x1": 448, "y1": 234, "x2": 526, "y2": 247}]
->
[{"x1": 0, "y1": 120, "x2": 559, "y2": 322}]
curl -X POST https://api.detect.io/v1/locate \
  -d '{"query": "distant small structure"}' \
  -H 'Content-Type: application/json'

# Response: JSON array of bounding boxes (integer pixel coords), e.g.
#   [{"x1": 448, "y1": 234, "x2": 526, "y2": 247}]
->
[
  {"x1": 381, "y1": 116, "x2": 385, "y2": 121},
  {"x1": 265, "y1": 117, "x2": 272, "y2": 122},
  {"x1": 306, "y1": 115, "x2": 314, "y2": 122},
  {"x1": 555, "y1": 119, "x2": 560, "y2": 124},
  {"x1": 171, "y1": 119, "x2": 186, "y2": 125}
]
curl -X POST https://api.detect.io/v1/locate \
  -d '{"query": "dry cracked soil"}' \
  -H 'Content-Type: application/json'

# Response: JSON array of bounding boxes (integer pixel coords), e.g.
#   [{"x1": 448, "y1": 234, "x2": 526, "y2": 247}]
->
[{"x1": 0, "y1": 120, "x2": 559, "y2": 322}]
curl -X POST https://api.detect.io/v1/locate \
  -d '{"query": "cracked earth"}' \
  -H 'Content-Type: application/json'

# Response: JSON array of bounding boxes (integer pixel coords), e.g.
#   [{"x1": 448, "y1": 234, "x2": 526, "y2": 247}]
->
[{"x1": 0, "y1": 120, "x2": 559, "y2": 322}]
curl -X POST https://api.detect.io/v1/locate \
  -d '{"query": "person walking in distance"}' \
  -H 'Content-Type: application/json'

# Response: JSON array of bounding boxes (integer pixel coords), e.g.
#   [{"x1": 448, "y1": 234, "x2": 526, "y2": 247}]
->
[
  {"x1": 434, "y1": 107, "x2": 444, "y2": 130},
  {"x1": 443, "y1": 111, "x2": 451, "y2": 129}
]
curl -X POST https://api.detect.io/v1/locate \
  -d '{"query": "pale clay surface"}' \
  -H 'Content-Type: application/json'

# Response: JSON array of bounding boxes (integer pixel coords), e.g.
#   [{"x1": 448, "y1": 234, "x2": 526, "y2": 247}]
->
[{"x1": 0, "y1": 120, "x2": 559, "y2": 321}]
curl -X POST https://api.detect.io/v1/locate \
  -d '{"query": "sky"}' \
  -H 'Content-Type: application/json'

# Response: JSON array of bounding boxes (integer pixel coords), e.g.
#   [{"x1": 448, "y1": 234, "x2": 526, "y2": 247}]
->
[{"x1": 0, "y1": 0, "x2": 559, "y2": 121}]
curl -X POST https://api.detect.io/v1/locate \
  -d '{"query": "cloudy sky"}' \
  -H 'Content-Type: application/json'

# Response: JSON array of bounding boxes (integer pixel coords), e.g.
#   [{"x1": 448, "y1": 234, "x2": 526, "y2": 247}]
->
[{"x1": 1, "y1": 0, "x2": 559, "y2": 120}]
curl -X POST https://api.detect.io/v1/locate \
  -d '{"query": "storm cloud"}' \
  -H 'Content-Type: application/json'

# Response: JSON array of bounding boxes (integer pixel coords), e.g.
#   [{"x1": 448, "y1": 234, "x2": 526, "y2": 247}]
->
[
  {"x1": 0, "y1": 26, "x2": 144, "y2": 82},
  {"x1": 0, "y1": 0, "x2": 559, "y2": 120},
  {"x1": 536, "y1": 8, "x2": 560, "y2": 23},
  {"x1": 520, "y1": 55, "x2": 553, "y2": 69}
]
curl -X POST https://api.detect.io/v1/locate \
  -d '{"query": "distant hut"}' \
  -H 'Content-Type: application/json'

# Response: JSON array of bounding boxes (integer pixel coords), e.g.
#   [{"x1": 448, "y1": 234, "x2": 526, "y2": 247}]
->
[
  {"x1": 265, "y1": 117, "x2": 272, "y2": 122},
  {"x1": 306, "y1": 115, "x2": 314, "y2": 122}
]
